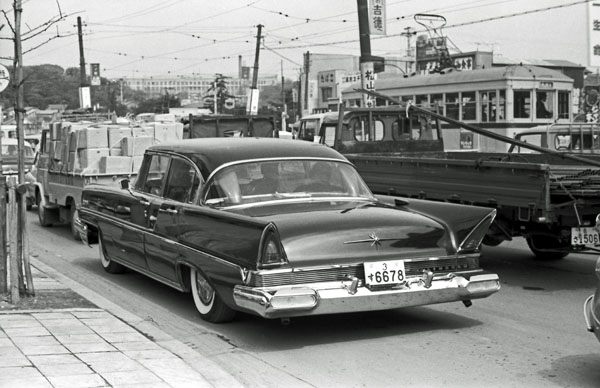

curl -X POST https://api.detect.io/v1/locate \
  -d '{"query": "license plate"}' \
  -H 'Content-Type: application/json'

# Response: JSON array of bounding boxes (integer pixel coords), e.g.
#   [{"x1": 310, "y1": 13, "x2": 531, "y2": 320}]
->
[
  {"x1": 571, "y1": 227, "x2": 600, "y2": 246},
  {"x1": 364, "y1": 260, "x2": 406, "y2": 286}
]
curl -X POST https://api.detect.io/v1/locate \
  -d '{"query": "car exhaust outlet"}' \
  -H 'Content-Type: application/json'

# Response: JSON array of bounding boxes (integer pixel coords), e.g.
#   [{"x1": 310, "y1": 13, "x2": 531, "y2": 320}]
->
[
  {"x1": 280, "y1": 317, "x2": 291, "y2": 326},
  {"x1": 463, "y1": 300, "x2": 473, "y2": 308},
  {"x1": 422, "y1": 270, "x2": 434, "y2": 288}
]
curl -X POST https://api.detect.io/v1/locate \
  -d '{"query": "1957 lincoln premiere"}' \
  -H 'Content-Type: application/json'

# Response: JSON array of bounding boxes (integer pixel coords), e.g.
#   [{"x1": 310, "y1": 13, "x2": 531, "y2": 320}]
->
[{"x1": 76, "y1": 138, "x2": 500, "y2": 323}]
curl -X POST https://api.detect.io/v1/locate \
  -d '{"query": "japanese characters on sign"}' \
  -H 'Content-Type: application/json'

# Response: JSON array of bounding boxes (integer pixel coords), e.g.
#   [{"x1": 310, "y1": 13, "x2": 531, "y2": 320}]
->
[
  {"x1": 368, "y1": 0, "x2": 386, "y2": 35},
  {"x1": 589, "y1": 2, "x2": 600, "y2": 67},
  {"x1": 319, "y1": 71, "x2": 337, "y2": 85},
  {"x1": 360, "y1": 62, "x2": 376, "y2": 107},
  {"x1": 341, "y1": 72, "x2": 361, "y2": 83},
  {"x1": 90, "y1": 63, "x2": 101, "y2": 86}
]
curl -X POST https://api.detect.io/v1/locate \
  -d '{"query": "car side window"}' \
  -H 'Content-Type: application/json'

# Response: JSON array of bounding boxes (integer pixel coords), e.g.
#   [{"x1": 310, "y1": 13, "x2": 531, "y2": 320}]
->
[
  {"x1": 164, "y1": 158, "x2": 201, "y2": 203},
  {"x1": 139, "y1": 154, "x2": 170, "y2": 196}
]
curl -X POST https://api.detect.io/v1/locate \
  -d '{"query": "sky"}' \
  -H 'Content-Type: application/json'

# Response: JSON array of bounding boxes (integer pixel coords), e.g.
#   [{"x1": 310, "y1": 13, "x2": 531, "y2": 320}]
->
[{"x1": 0, "y1": 0, "x2": 591, "y2": 81}]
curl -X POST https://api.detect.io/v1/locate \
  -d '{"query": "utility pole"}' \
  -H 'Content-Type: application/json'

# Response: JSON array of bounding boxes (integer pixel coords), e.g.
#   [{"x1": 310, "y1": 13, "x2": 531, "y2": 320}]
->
[
  {"x1": 401, "y1": 27, "x2": 415, "y2": 73},
  {"x1": 356, "y1": 0, "x2": 376, "y2": 108},
  {"x1": 77, "y1": 16, "x2": 86, "y2": 87},
  {"x1": 77, "y1": 16, "x2": 90, "y2": 109},
  {"x1": 303, "y1": 51, "x2": 310, "y2": 115},
  {"x1": 247, "y1": 24, "x2": 262, "y2": 115},
  {"x1": 281, "y1": 60, "x2": 286, "y2": 131}
]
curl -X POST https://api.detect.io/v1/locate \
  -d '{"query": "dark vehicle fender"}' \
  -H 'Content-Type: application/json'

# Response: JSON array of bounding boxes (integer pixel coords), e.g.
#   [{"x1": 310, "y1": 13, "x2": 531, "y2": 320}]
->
[{"x1": 375, "y1": 194, "x2": 496, "y2": 250}]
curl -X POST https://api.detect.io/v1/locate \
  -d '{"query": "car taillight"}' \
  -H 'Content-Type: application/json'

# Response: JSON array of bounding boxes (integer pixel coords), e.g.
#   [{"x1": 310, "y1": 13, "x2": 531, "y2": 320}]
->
[
  {"x1": 458, "y1": 211, "x2": 496, "y2": 253},
  {"x1": 258, "y1": 224, "x2": 288, "y2": 269}
]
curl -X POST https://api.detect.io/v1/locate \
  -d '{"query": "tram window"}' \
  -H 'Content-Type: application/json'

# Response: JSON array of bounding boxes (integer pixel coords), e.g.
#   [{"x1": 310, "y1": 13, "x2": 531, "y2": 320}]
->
[
  {"x1": 536, "y1": 91, "x2": 554, "y2": 119},
  {"x1": 558, "y1": 91, "x2": 570, "y2": 119},
  {"x1": 514, "y1": 90, "x2": 531, "y2": 119},
  {"x1": 461, "y1": 92, "x2": 476, "y2": 121},
  {"x1": 480, "y1": 91, "x2": 497, "y2": 122},
  {"x1": 497, "y1": 90, "x2": 506, "y2": 121},
  {"x1": 431, "y1": 94, "x2": 443, "y2": 114},
  {"x1": 415, "y1": 94, "x2": 428, "y2": 107},
  {"x1": 445, "y1": 93, "x2": 459, "y2": 120}
]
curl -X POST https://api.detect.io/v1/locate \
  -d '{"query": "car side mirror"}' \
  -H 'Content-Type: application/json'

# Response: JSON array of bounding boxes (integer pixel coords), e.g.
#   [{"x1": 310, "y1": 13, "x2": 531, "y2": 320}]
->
[{"x1": 120, "y1": 179, "x2": 130, "y2": 190}]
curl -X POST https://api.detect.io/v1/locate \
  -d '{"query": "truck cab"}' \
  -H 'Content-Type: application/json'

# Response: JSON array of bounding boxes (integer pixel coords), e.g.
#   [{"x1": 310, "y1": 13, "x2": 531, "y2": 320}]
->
[{"x1": 300, "y1": 107, "x2": 444, "y2": 154}]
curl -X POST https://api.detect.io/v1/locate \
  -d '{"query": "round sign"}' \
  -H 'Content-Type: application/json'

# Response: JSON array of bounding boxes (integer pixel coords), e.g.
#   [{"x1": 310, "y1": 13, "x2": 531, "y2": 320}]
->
[
  {"x1": 224, "y1": 98, "x2": 235, "y2": 110},
  {"x1": 0, "y1": 64, "x2": 10, "y2": 93}
]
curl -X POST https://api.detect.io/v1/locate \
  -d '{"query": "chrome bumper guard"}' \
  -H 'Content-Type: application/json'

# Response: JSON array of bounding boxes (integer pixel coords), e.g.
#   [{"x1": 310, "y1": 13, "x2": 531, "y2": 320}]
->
[
  {"x1": 74, "y1": 218, "x2": 89, "y2": 246},
  {"x1": 584, "y1": 295, "x2": 600, "y2": 338},
  {"x1": 233, "y1": 271, "x2": 501, "y2": 319}
]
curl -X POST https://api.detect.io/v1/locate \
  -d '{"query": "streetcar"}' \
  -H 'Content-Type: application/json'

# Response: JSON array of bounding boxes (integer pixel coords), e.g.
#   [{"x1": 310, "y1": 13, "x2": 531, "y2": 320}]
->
[{"x1": 341, "y1": 65, "x2": 575, "y2": 152}]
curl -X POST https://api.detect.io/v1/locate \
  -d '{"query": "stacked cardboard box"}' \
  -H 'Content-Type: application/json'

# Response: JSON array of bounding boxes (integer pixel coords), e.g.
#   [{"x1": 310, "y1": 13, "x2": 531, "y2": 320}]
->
[{"x1": 48, "y1": 120, "x2": 191, "y2": 175}]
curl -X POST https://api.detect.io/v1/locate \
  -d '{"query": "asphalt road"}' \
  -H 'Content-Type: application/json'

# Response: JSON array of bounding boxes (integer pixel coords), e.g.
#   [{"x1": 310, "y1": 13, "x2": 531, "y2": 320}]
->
[{"x1": 26, "y1": 210, "x2": 600, "y2": 388}]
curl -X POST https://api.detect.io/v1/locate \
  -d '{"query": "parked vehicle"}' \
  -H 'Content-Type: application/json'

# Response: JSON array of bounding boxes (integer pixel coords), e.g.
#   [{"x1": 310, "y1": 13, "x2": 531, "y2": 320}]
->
[
  {"x1": 183, "y1": 114, "x2": 278, "y2": 139},
  {"x1": 75, "y1": 138, "x2": 501, "y2": 323},
  {"x1": 509, "y1": 123, "x2": 600, "y2": 154},
  {"x1": 584, "y1": 255, "x2": 600, "y2": 343},
  {"x1": 307, "y1": 104, "x2": 600, "y2": 260}
]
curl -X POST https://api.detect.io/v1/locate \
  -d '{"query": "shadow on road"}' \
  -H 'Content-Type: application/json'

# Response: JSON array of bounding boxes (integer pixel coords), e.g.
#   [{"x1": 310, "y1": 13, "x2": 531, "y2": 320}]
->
[{"x1": 542, "y1": 353, "x2": 600, "y2": 388}]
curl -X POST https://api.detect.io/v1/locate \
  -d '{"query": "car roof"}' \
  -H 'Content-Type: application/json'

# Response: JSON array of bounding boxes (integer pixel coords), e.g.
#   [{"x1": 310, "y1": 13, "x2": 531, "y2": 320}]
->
[{"x1": 148, "y1": 138, "x2": 348, "y2": 171}]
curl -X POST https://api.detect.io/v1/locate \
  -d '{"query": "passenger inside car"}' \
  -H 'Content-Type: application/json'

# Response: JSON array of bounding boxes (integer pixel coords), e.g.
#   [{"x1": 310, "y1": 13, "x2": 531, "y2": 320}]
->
[{"x1": 250, "y1": 162, "x2": 280, "y2": 195}]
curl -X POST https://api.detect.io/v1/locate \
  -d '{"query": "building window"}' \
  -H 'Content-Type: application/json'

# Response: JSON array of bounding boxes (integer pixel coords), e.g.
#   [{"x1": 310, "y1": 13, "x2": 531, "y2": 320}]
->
[
  {"x1": 514, "y1": 90, "x2": 531, "y2": 119},
  {"x1": 321, "y1": 87, "x2": 333, "y2": 103}
]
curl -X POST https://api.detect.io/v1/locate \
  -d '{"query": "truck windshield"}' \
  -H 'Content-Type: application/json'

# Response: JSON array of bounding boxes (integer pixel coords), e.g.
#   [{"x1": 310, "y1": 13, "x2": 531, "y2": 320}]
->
[
  {"x1": 1, "y1": 144, "x2": 35, "y2": 157},
  {"x1": 204, "y1": 159, "x2": 373, "y2": 207}
]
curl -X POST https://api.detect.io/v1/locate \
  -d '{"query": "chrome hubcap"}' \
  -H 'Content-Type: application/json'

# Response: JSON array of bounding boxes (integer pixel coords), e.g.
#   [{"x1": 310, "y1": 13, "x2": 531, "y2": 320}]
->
[{"x1": 195, "y1": 273, "x2": 214, "y2": 305}]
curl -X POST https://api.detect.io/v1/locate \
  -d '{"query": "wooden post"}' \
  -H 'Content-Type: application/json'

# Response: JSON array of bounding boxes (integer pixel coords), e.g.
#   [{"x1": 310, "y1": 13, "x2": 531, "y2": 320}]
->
[
  {"x1": 0, "y1": 176, "x2": 6, "y2": 294},
  {"x1": 8, "y1": 178, "x2": 19, "y2": 304}
]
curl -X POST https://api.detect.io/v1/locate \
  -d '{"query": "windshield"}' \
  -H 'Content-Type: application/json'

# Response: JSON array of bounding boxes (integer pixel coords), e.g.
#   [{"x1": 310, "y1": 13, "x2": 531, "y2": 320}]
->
[
  {"x1": 1, "y1": 143, "x2": 35, "y2": 157},
  {"x1": 203, "y1": 159, "x2": 373, "y2": 207}
]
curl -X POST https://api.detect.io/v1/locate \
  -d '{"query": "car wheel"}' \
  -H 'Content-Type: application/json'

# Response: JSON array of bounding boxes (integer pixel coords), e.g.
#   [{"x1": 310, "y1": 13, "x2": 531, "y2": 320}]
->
[
  {"x1": 526, "y1": 236, "x2": 569, "y2": 260},
  {"x1": 37, "y1": 194, "x2": 52, "y2": 227},
  {"x1": 70, "y1": 204, "x2": 81, "y2": 241},
  {"x1": 190, "y1": 268, "x2": 235, "y2": 323},
  {"x1": 99, "y1": 236, "x2": 126, "y2": 274}
]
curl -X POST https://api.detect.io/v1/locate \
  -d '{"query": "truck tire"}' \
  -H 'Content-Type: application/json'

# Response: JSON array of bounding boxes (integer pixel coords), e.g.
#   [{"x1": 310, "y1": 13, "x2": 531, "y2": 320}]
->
[
  {"x1": 526, "y1": 236, "x2": 569, "y2": 260},
  {"x1": 37, "y1": 194, "x2": 52, "y2": 227},
  {"x1": 70, "y1": 205, "x2": 81, "y2": 241}
]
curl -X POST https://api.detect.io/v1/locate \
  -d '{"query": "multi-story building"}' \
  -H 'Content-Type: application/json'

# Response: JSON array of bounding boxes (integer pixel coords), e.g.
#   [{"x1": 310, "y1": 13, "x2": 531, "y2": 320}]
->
[{"x1": 122, "y1": 74, "x2": 279, "y2": 103}]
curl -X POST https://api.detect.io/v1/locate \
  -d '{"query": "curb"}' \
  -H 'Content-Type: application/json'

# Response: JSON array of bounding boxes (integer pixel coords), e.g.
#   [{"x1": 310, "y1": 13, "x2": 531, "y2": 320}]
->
[{"x1": 29, "y1": 256, "x2": 245, "y2": 388}]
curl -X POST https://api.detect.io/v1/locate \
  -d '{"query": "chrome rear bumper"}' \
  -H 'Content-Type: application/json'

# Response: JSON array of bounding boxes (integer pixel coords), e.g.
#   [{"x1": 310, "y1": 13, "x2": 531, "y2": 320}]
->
[{"x1": 233, "y1": 271, "x2": 500, "y2": 319}]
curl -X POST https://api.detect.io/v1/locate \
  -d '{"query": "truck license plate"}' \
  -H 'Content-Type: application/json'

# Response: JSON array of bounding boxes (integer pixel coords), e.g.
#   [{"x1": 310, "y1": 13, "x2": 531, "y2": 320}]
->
[
  {"x1": 571, "y1": 227, "x2": 600, "y2": 246},
  {"x1": 364, "y1": 260, "x2": 406, "y2": 286}
]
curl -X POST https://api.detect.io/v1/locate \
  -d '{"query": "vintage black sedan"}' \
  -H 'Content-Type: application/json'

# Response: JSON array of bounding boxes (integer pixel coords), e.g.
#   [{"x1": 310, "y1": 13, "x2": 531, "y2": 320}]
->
[{"x1": 77, "y1": 138, "x2": 500, "y2": 323}]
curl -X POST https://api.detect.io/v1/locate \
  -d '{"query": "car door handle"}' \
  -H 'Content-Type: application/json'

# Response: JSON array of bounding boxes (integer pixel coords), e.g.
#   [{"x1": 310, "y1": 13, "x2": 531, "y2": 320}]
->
[
  {"x1": 159, "y1": 208, "x2": 178, "y2": 215},
  {"x1": 140, "y1": 200, "x2": 150, "y2": 206}
]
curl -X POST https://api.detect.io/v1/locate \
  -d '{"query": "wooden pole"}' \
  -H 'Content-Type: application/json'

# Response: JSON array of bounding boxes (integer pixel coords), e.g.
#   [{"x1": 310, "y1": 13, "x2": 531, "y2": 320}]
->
[
  {"x1": 14, "y1": 0, "x2": 32, "y2": 296},
  {"x1": 0, "y1": 176, "x2": 6, "y2": 294},
  {"x1": 8, "y1": 178, "x2": 19, "y2": 304}
]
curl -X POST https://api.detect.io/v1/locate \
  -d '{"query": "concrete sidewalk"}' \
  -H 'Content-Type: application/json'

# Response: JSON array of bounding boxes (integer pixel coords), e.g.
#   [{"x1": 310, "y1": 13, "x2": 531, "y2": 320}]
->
[{"x1": 0, "y1": 259, "x2": 245, "y2": 388}]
